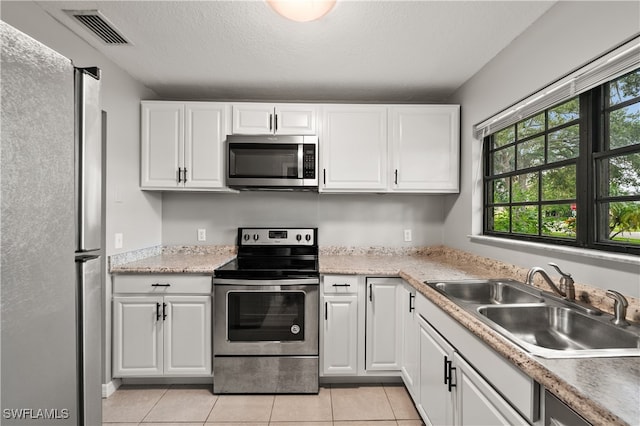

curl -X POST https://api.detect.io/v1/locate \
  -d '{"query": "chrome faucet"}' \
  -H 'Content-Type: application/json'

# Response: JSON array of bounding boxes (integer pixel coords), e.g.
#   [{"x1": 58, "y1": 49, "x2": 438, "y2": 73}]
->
[
  {"x1": 606, "y1": 290, "x2": 630, "y2": 326},
  {"x1": 526, "y1": 263, "x2": 575, "y2": 301}
]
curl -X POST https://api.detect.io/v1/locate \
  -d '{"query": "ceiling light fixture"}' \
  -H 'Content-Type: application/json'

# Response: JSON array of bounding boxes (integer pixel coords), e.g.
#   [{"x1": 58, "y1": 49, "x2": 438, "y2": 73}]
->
[{"x1": 267, "y1": 0, "x2": 336, "y2": 22}]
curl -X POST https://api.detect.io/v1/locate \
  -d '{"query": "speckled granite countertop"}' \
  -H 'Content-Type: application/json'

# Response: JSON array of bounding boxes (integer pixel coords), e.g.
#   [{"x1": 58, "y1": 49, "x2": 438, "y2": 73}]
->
[{"x1": 109, "y1": 245, "x2": 640, "y2": 426}]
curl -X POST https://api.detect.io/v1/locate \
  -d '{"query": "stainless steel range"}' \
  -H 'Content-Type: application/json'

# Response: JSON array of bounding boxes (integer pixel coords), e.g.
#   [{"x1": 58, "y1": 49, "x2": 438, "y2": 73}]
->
[{"x1": 213, "y1": 227, "x2": 319, "y2": 394}]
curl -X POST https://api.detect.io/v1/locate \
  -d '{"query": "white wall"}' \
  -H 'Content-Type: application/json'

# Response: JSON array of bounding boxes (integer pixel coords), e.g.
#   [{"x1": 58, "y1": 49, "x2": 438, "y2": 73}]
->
[
  {"x1": 162, "y1": 192, "x2": 446, "y2": 247},
  {"x1": 1, "y1": 1, "x2": 163, "y2": 385},
  {"x1": 445, "y1": 1, "x2": 640, "y2": 297}
]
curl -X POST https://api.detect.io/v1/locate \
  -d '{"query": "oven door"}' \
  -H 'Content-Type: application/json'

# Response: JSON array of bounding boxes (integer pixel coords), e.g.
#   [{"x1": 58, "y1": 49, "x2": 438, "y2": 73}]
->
[{"x1": 214, "y1": 278, "x2": 319, "y2": 356}]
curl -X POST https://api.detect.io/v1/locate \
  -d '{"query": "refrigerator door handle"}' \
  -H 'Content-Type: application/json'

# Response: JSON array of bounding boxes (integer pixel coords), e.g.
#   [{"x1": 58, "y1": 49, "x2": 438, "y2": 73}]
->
[{"x1": 75, "y1": 254, "x2": 100, "y2": 262}]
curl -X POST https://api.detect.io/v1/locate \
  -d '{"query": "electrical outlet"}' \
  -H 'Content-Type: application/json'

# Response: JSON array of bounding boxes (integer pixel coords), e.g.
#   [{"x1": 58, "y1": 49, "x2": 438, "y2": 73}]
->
[
  {"x1": 114, "y1": 233, "x2": 123, "y2": 249},
  {"x1": 197, "y1": 228, "x2": 207, "y2": 242},
  {"x1": 404, "y1": 229, "x2": 412, "y2": 242}
]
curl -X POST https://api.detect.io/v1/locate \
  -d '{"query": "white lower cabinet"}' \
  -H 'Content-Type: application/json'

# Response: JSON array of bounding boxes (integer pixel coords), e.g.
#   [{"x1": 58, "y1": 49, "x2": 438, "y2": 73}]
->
[
  {"x1": 416, "y1": 315, "x2": 527, "y2": 426},
  {"x1": 455, "y1": 352, "x2": 527, "y2": 425},
  {"x1": 112, "y1": 275, "x2": 212, "y2": 377},
  {"x1": 418, "y1": 314, "x2": 455, "y2": 425},
  {"x1": 320, "y1": 275, "x2": 401, "y2": 377},
  {"x1": 412, "y1": 293, "x2": 535, "y2": 425},
  {"x1": 365, "y1": 277, "x2": 402, "y2": 371},
  {"x1": 399, "y1": 283, "x2": 419, "y2": 400},
  {"x1": 322, "y1": 294, "x2": 358, "y2": 375}
]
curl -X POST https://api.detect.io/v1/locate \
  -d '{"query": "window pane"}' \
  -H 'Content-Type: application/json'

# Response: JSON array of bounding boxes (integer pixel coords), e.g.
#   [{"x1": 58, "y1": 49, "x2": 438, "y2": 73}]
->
[
  {"x1": 512, "y1": 205, "x2": 539, "y2": 235},
  {"x1": 602, "y1": 153, "x2": 640, "y2": 197},
  {"x1": 609, "y1": 102, "x2": 640, "y2": 149},
  {"x1": 542, "y1": 165, "x2": 576, "y2": 201},
  {"x1": 493, "y1": 127, "x2": 515, "y2": 149},
  {"x1": 607, "y1": 201, "x2": 640, "y2": 245},
  {"x1": 489, "y1": 207, "x2": 510, "y2": 232},
  {"x1": 548, "y1": 124, "x2": 579, "y2": 163},
  {"x1": 491, "y1": 146, "x2": 514, "y2": 174},
  {"x1": 517, "y1": 112, "x2": 545, "y2": 139},
  {"x1": 542, "y1": 204, "x2": 576, "y2": 239},
  {"x1": 517, "y1": 136, "x2": 544, "y2": 170},
  {"x1": 609, "y1": 69, "x2": 640, "y2": 106},
  {"x1": 492, "y1": 178, "x2": 510, "y2": 203},
  {"x1": 549, "y1": 98, "x2": 579, "y2": 128},
  {"x1": 512, "y1": 173, "x2": 538, "y2": 202}
]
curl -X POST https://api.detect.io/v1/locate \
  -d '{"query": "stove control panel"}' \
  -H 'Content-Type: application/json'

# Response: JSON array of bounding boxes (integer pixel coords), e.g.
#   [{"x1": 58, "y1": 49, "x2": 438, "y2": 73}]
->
[{"x1": 239, "y1": 228, "x2": 316, "y2": 246}]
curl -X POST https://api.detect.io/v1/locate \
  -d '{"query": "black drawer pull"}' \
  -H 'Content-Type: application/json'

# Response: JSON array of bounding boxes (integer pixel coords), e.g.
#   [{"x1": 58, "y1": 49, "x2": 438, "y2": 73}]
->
[
  {"x1": 156, "y1": 302, "x2": 161, "y2": 321},
  {"x1": 332, "y1": 283, "x2": 351, "y2": 287},
  {"x1": 151, "y1": 283, "x2": 171, "y2": 287}
]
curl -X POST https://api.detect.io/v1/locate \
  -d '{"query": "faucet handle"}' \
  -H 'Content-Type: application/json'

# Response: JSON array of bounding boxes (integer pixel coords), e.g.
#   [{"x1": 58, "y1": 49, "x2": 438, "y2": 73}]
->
[{"x1": 548, "y1": 262, "x2": 572, "y2": 279}]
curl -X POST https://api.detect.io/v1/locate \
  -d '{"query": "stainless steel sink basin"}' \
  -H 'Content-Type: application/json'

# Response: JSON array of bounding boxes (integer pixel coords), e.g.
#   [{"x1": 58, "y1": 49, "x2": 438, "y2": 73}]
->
[
  {"x1": 432, "y1": 279, "x2": 544, "y2": 305},
  {"x1": 478, "y1": 305, "x2": 640, "y2": 358}
]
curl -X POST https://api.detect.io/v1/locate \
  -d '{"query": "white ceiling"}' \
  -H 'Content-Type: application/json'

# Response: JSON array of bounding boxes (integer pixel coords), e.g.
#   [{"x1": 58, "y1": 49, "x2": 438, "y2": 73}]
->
[{"x1": 36, "y1": 0, "x2": 556, "y2": 102}]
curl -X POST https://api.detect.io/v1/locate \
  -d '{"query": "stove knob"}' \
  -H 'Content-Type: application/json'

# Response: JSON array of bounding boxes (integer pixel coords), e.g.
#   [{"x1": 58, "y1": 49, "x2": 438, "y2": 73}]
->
[
  {"x1": 243, "y1": 234, "x2": 250, "y2": 241},
  {"x1": 296, "y1": 234, "x2": 302, "y2": 242},
  {"x1": 253, "y1": 234, "x2": 259, "y2": 241},
  {"x1": 305, "y1": 234, "x2": 312, "y2": 242}
]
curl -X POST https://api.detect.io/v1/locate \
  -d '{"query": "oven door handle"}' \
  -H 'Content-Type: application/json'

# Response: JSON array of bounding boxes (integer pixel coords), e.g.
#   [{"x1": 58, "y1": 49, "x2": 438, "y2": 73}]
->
[{"x1": 213, "y1": 278, "x2": 319, "y2": 286}]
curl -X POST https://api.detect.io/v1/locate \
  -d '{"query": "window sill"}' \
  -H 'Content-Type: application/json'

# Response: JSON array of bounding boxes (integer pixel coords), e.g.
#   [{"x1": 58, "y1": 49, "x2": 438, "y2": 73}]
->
[{"x1": 468, "y1": 235, "x2": 640, "y2": 266}]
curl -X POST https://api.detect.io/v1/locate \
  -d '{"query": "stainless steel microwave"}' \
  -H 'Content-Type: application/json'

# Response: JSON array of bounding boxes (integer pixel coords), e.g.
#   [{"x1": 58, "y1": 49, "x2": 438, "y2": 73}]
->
[{"x1": 227, "y1": 135, "x2": 318, "y2": 190}]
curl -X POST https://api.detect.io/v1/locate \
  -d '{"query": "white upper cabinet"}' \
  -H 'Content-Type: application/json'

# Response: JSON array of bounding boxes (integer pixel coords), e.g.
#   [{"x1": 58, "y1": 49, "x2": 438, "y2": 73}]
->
[
  {"x1": 389, "y1": 105, "x2": 460, "y2": 193},
  {"x1": 321, "y1": 105, "x2": 388, "y2": 191},
  {"x1": 141, "y1": 101, "x2": 229, "y2": 190},
  {"x1": 184, "y1": 103, "x2": 227, "y2": 189},
  {"x1": 320, "y1": 104, "x2": 459, "y2": 193},
  {"x1": 141, "y1": 102, "x2": 183, "y2": 188},
  {"x1": 231, "y1": 103, "x2": 317, "y2": 135}
]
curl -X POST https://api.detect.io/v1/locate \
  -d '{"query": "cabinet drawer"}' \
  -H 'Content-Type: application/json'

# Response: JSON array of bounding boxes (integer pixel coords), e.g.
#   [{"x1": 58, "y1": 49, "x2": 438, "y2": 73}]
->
[
  {"x1": 113, "y1": 274, "x2": 212, "y2": 294},
  {"x1": 323, "y1": 275, "x2": 359, "y2": 294}
]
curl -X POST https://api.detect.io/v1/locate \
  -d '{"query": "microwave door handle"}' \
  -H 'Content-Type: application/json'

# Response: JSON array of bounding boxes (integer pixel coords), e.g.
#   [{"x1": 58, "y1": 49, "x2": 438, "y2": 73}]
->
[{"x1": 297, "y1": 144, "x2": 304, "y2": 178}]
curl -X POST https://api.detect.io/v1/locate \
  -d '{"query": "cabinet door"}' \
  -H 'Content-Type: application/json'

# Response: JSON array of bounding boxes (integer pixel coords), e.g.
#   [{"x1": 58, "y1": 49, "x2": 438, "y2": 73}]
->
[
  {"x1": 454, "y1": 353, "x2": 527, "y2": 425},
  {"x1": 113, "y1": 296, "x2": 163, "y2": 377},
  {"x1": 418, "y1": 315, "x2": 455, "y2": 426},
  {"x1": 163, "y1": 296, "x2": 212, "y2": 375},
  {"x1": 275, "y1": 104, "x2": 317, "y2": 135},
  {"x1": 390, "y1": 105, "x2": 460, "y2": 192},
  {"x1": 184, "y1": 103, "x2": 227, "y2": 189},
  {"x1": 232, "y1": 103, "x2": 274, "y2": 134},
  {"x1": 321, "y1": 106, "x2": 388, "y2": 191},
  {"x1": 141, "y1": 102, "x2": 183, "y2": 188},
  {"x1": 321, "y1": 295, "x2": 358, "y2": 375},
  {"x1": 365, "y1": 278, "x2": 401, "y2": 371},
  {"x1": 400, "y1": 285, "x2": 419, "y2": 400}
]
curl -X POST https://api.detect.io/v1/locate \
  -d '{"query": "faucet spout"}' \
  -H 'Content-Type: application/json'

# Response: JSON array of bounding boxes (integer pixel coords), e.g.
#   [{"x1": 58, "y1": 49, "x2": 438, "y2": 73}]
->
[
  {"x1": 526, "y1": 263, "x2": 575, "y2": 301},
  {"x1": 526, "y1": 267, "x2": 565, "y2": 297}
]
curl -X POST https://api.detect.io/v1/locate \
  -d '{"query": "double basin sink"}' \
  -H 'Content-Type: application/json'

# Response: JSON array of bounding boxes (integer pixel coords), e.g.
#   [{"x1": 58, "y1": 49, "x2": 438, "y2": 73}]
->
[{"x1": 425, "y1": 279, "x2": 640, "y2": 358}]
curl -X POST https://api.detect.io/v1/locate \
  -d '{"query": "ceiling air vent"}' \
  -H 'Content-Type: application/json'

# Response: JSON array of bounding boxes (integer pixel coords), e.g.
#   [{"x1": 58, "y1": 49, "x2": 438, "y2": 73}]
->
[{"x1": 65, "y1": 10, "x2": 129, "y2": 45}]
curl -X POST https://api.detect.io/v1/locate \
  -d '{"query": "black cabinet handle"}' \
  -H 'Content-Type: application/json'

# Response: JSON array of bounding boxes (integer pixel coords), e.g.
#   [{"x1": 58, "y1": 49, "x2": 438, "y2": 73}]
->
[
  {"x1": 369, "y1": 284, "x2": 373, "y2": 302},
  {"x1": 183, "y1": 168, "x2": 187, "y2": 183},
  {"x1": 156, "y1": 302, "x2": 161, "y2": 321},
  {"x1": 162, "y1": 302, "x2": 167, "y2": 320},
  {"x1": 177, "y1": 168, "x2": 182, "y2": 183},
  {"x1": 275, "y1": 114, "x2": 278, "y2": 132},
  {"x1": 323, "y1": 169, "x2": 326, "y2": 185},
  {"x1": 395, "y1": 169, "x2": 398, "y2": 185},
  {"x1": 444, "y1": 355, "x2": 448, "y2": 385},
  {"x1": 445, "y1": 356, "x2": 456, "y2": 392},
  {"x1": 409, "y1": 293, "x2": 415, "y2": 312},
  {"x1": 325, "y1": 302, "x2": 328, "y2": 321},
  {"x1": 151, "y1": 283, "x2": 171, "y2": 287},
  {"x1": 269, "y1": 113, "x2": 273, "y2": 131},
  {"x1": 332, "y1": 283, "x2": 351, "y2": 287}
]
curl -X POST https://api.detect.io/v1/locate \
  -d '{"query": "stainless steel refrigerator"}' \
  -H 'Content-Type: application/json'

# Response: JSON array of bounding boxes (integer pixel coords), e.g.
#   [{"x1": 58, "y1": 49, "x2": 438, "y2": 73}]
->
[{"x1": 1, "y1": 21, "x2": 103, "y2": 425}]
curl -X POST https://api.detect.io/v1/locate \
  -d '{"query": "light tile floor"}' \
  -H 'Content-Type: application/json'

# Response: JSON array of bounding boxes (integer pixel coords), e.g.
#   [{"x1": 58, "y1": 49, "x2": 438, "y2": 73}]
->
[{"x1": 102, "y1": 383, "x2": 424, "y2": 426}]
